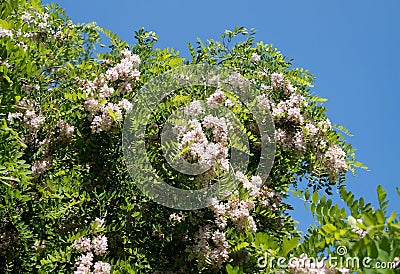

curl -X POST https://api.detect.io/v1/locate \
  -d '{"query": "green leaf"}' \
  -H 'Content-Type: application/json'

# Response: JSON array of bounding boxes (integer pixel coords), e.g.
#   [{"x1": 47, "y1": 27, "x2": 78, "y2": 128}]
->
[
  {"x1": 334, "y1": 124, "x2": 354, "y2": 136},
  {"x1": 305, "y1": 188, "x2": 310, "y2": 201},
  {"x1": 348, "y1": 216, "x2": 357, "y2": 226},
  {"x1": 311, "y1": 191, "x2": 319, "y2": 204},
  {"x1": 282, "y1": 237, "x2": 299, "y2": 256},
  {"x1": 375, "y1": 210, "x2": 385, "y2": 225},
  {"x1": 387, "y1": 211, "x2": 397, "y2": 223}
]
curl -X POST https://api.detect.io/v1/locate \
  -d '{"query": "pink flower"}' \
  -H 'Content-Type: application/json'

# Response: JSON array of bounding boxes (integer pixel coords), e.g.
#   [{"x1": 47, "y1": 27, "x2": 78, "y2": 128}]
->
[
  {"x1": 206, "y1": 89, "x2": 226, "y2": 108},
  {"x1": 99, "y1": 85, "x2": 114, "y2": 98},
  {"x1": 293, "y1": 130, "x2": 306, "y2": 152},
  {"x1": 224, "y1": 99, "x2": 234, "y2": 108},
  {"x1": 257, "y1": 94, "x2": 273, "y2": 110},
  {"x1": 92, "y1": 235, "x2": 108, "y2": 256},
  {"x1": 84, "y1": 98, "x2": 100, "y2": 114},
  {"x1": 77, "y1": 252, "x2": 94, "y2": 267},
  {"x1": 118, "y1": 99, "x2": 133, "y2": 112},
  {"x1": 118, "y1": 81, "x2": 132, "y2": 93},
  {"x1": 271, "y1": 73, "x2": 284, "y2": 88},
  {"x1": 7, "y1": 112, "x2": 23, "y2": 123},
  {"x1": 31, "y1": 159, "x2": 50, "y2": 175},
  {"x1": 324, "y1": 145, "x2": 348, "y2": 174},
  {"x1": 169, "y1": 212, "x2": 186, "y2": 223},
  {"x1": 56, "y1": 120, "x2": 74, "y2": 139},
  {"x1": 184, "y1": 100, "x2": 204, "y2": 116},
  {"x1": 93, "y1": 261, "x2": 111, "y2": 274},
  {"x1": 130, "y1": 69, "x2": 141, "y2": 81},
  {"x1": 105, "y1": 68, "x2": 119, "y2": 82},
  {"x1": 0, "y1": 27, "x2": 13, "y2": 37},
  {"x1": 250, "y1": 52, "x2": 261, "y2": 62},
  {"x1": 287, "y1": 107, "x2": 303, "y2": 124},
  {"x1": 93, "y1": 218, "x2": 105, "y2": 228},
  {"x1": 305, "y1": 122, "x2": 320, "y2": 137},
  {"x1": 73, "y1": 237, "x2": 91, "y2": 252}
]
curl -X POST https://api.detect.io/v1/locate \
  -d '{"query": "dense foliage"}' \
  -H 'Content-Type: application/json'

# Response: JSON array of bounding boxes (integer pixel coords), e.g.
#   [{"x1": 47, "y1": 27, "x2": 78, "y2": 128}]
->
[{"x1": 0, "y1": 0, "x2": 398, "y2": 273}]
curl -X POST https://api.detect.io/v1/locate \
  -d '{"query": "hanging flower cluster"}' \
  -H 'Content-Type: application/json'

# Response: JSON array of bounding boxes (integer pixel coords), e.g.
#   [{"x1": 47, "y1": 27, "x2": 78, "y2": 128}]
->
[
  {"x1": 72, "y1": 218, "x2": 111, "y2": 274},
  {"x1": 83, "y1": 49, "x2": 138, "y2": 133},
  {"x1": 174, "y1": 98, "x2": 232, "y2": 173}
]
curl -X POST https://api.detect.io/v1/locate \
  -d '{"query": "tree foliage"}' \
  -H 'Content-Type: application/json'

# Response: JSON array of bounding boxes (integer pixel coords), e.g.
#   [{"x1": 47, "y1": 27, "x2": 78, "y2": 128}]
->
[{"x1": 0, "y1": 0, "x2": 398, "y2": 273}]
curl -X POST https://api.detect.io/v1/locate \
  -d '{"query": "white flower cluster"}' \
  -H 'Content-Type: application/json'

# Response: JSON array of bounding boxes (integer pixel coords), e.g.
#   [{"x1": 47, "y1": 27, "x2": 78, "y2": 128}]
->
[
  {"x1": 206, "y1": 89, "x2": 226, "y2": 108},
  {"x1": 73, "y1": 235, "x2": 108, "y2": 256},
  {"x1": 266, "y1": 72, "x2": 297, "y2": 95},
  {"x1": 271, "y1": 72, "x2": 285, "y2": 88},
  {"x1": 23, "y1": 109, "x2": 46, "y2": 131},
  {"x1": 74, "y1": 252, "x2": 94, "y2": 274},
  {"x1": 73, "y1": 219, "x2": 110, "y2": 274},
  {"x1": 6, "y1": 98, "x2": 65, "y2": 174},
  {"x1": 257, "y1": 94, "x2": 274, "y2": 110},
  {"x1": 74, "y1": 252, "x2": 111, "y2": 274},
  {"x1": 21, "y1": 12, "x2": 31, "y2": 22},
  {"x1": 105, "y1": 48, "x2": 140, "y2": 83},
  {"x1": 209, "y1": 196, "x2": 257, "y2": 232},
  {"x1": 0, "y1": 27, "x2": 13, "y2": 38},
  {"x1": 82, "y1": 49, "x2": 137, "y2": 133},
  {"x1": 272, "y1": 93, "x2": 307, "y2": 125},
  {"x1": 188, "y1": 225, "x2": 229, "y2": 267},
  {"x1": 169, "y1": 212, "x2": 186, "y2": 223},
  {"x1": 31, "y1": 159, "x2": 51, "y2": 175},
  {"x1": 56, "y1": 120, "x2": 75, "y2": 140},
  {"x1": 235, "y1": 171, "x2": 262, "y2": 197},
  {"x1": 324, "y1": 144, "x2": 348, "y2": 175},
  {"x1": 175, "y1": 114, "x2": 230, "y2": 172},
  {"x1": 258, "y1": 185, "x2": 281, "y2": 211},
  {"x1": 84, "y1": 98, "x2": 132, "y2": 133},
  {"x1": 304, "y1": 120, "x2": 330, "y2": 151},
  {"x1": 274, "y1": 128, "x2": 306, "y2": 153},
  {"x1": 350, "y1": 218, "x2": 369, "y2": 238},
  {"x1": 92, "y1": 261, "x2": 111, "y2": 274},
  {"x1": 189, "y1": 170, "x2": 281, "y2": 266},
  {"x1": 228, "y1": 72, "x2": 249, "y2": 89},
  {"x1": 11, "y1": 98, "x2": 40, "y2": 129},
  {"x1": 276, "y1": 117, "x2": 331, "y2": 151},
  {"x1": 184, "y1": 100, "x2": 204, "y2": 116},
  {"x1": 250, "y1": 52, "x2": 261, "y2": 63}
]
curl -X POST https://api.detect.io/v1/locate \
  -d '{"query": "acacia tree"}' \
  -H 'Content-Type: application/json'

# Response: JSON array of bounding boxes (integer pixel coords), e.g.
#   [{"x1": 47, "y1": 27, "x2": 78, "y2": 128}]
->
[{"x1": 0, "y1": 0, "x2": 399, "y2": 273}]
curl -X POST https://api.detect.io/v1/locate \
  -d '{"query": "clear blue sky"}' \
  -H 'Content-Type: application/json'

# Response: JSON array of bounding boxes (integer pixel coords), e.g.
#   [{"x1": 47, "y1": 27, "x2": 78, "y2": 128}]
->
[{"x1": 42, "y1": 0, "x2": 400, "y2": 232}]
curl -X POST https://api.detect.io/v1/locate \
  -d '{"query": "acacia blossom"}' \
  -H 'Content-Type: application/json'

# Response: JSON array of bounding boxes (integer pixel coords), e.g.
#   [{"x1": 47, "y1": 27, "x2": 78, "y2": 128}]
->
[
  {"x1": 176, "y1": 115, "x2": 230, "y2": 172},
  {"x1": 271, "y1": 72, "x2": 284, "y2": 88},
  {"x1": 324, "y1": 145, "x2": 348, "y2": 175},
  {"x1": 288, "y1": 253, "x2": 337, "y2": 274},
  {"x1": 188, "y1": 226, "x2": 229, "y2": 267},
  {"x1": 184, "y1": 100, "x2": 204, "y2": 116},
  {"x1": 272, "y1": 93, "x2": 307, "y2": 124},
  {"x1": 235, "y1": 171, "x2": 262, "y2": 197},
  {"x1": 257, "y1": 94, "x2": 273, "y2": 110},
  {"x1": 92, "y1": 235, "x2": 108, "y2": 256},
  {"x1": 169, "y1": 212, "x2": 186, "y2": 223},
  {"x1": 250, "y1": 52, "x2": 261, "y2": 62},
  {"x1": 206, "y1": 88, "x2": 226, "y2": 108},
  {"x1": 350, "y1": 218, "x2": 369, "y2": 238},
  {"x1": 31, "y1": 159, "x2": 50, "y2": 175},
  {"x1": 0, "y1": 27, "x2": 13, "y2": 37},
  {"x1": 74, "y1": 252, "x2": 94, "y2": 274},
  {"x1": 92, "y1": 261, "x2": 111, "y2": 274},
  {"x1": 73, "y1": 237, "x2": 91, "y2": 253},
  {"x1": 56, "y1": 120, "x2": 74, "y2": 139},
  {"x1": 105, "y1": 49, "x2": 141, "y2": 82}
]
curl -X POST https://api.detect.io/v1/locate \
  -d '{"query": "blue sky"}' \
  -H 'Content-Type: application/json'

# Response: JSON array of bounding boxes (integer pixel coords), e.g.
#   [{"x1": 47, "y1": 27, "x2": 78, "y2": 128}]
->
[{"x1": 43, "y1": 0, "x2": 400, "y2": 232}]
